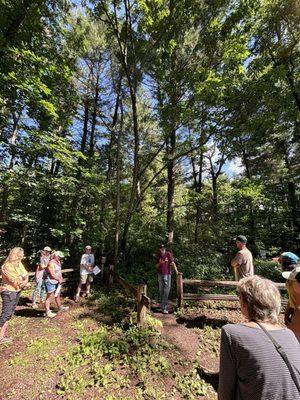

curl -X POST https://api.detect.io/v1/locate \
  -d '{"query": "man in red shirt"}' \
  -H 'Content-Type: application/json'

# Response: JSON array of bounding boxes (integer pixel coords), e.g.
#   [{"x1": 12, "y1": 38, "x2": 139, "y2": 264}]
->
[{"x1": 156, "y1": 245, "x2": 178, "y2": 314}]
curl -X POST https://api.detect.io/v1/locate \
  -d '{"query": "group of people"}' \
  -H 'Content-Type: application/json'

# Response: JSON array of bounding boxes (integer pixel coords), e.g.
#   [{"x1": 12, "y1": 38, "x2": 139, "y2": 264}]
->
[
  {"x1": 154, "y1": 235, "x2": 255, "y2": 314},
  {"x1": 156, "y1": 236, "x2": 300, "y2": 398},
  {"x1": 0, "y1": 244, "x2": 100, "y2": 344},
  {"x1": 0, "y1": 246, "x2": 69, "y2": 344},
  {"x1": 1, "y1": 238, "x2": 300, "y2": 398}
]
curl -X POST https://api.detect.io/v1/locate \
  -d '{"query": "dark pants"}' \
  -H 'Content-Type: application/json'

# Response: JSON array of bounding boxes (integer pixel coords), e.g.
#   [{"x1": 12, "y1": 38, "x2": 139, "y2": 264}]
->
[{"x1": 0, "y1": 291, "x2": 20, "y2": 327}]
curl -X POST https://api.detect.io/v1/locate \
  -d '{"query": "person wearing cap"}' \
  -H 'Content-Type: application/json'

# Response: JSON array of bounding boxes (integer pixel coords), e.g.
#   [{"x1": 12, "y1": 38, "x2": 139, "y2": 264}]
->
[
  {"x1": 75, "y1": 245, "x2": 95, "y2": 302},
  {"x1": 32, "y1": 246, "x2": 51, "y2": 308},
  {"x1": 156, "y1": 245, "x2": 178, "y2": 314},
  {"x1": 282, "y1": 266, "x2": 300, "y2": 342},
  {"x1": 231, "y1": 235, "x2": 254, "y2": 281},
  {"x1": 44, "y1": 251, "x2": 69, "y2": 318},
  {"x1": 273, "y1": 250, "x2": 299, "y2": 272}
]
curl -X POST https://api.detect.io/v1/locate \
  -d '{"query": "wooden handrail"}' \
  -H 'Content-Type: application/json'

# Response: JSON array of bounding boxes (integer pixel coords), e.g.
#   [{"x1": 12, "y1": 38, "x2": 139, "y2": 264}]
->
[
  {"x1": 177, "y1": 275, "x2": 288, "y2": 309},
  {"x1": 108, "y1": 265, "x2": 150, "y2": 326},
  {"x1": 182, "y1": 279, "x2": 286, "y2": 289},
  {"x1": 0, "y1": 268, "x2": 74, "y2": 280},
  {"x1": 110, "y1": 270, "x2": 138, "y2": 297},
  {"x1": 183, "y1": 293, "x2": 288, "y2": 306}
]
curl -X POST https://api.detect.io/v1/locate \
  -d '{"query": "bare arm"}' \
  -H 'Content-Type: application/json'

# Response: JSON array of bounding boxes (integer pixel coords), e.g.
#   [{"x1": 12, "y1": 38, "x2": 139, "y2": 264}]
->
[
  {"x1": 171, "y1": 262, "x2": 178, "y2": 275},
  {"x1": 231, "y1": 252, "x2": 243, "y2": 269}
]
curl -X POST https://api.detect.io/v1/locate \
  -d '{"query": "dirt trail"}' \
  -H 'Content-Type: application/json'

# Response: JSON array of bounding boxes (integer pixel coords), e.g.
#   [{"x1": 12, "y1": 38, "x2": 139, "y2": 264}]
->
[{"x1": 154, "y1": 311, "x2": 200, "y2": 362}]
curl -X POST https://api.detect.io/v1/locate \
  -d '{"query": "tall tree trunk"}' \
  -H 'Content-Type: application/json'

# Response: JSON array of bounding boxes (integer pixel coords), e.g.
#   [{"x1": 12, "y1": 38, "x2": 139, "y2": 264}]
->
[
  {"x1": 99, "y1": 76, "x2": 122, "y2": 255},
  {"x1": 81, "y1": 99, "x2": 89, "y2": 153},
  {"x1": 9, "y1": 111, "x2": 19, "y2": 169},
  {"x1": 120, "y1": 85, "x2": 140, "y2": 253},
  {"x1": 1, "y1": 111, "x2": 19, "y2": 223},
  {"x1": 107, "y1": 0, "x2": 140, "y2": 254},
  {"x1": 89, "y1": 73, "x2": 100, "y2": 155},
  {"x1": 193, "y1": 150, "x2": 204, "y2": 244},
  {"x1": 287, "y1": 180, "x2": 300, "y2": 232},
  {"x1": 240, "y1": 142, "x2": 256, "y2": 242},
  {"x1": 211, "y1": 175, "x2": 218, "y2": 215},
  {"x1": 284, "y1": 154, "x2": 300, "y2": 234},
  {"x1": 113, "y1": 101, "x2": 123, "y2": 267},
  {"x1": 166, "y1": 128, "x2": 176, "y2": 244},
  {"x1": 286, "y1": 67, "x2": 300, "y2": 113}
]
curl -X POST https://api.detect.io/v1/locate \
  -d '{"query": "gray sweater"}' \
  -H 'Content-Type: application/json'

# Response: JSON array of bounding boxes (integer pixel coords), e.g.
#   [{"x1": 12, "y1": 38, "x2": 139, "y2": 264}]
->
[{"x1": 218, "y1": 324, "x2": 300, "y2": 400}]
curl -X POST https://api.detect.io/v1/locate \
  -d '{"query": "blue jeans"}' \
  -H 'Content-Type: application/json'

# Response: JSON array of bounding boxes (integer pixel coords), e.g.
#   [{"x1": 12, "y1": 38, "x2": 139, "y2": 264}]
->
[
  {"x1": 158, "y1": 274, "x2": 171, "y2": 311},
  {"x1": 32, "y1": 280, "x2": 46, "y2": 303}
]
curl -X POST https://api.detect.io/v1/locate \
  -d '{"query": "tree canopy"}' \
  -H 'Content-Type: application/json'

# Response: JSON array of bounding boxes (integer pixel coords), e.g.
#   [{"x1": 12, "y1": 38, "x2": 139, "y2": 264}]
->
[{"x1": 0, "y1": 0, "x2": 299, "y2": 269}]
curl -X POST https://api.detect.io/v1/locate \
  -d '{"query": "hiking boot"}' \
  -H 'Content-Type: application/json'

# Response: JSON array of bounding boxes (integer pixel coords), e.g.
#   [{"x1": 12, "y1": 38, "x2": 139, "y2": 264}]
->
[
  {"x1": 58, "y1": 306, "x2": 69, "y2": 312},
  {"x1": 46, "y1": 311, "x2": 57, "y2": 319},
  {"x1": 32, "y1": 303, "x2": 38, "y2": 309}
]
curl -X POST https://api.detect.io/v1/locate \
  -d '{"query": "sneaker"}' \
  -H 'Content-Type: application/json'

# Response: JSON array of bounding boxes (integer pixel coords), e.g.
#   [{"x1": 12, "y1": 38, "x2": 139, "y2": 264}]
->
[
  {"x1": 46, "y1": 311, "x2": 57, "y2": 319},
  {"x1": 58, "y1": 306, "x2": 69, "y2": 312},
  {"x1": 162, "y1": 309, "x2": 169, "y2": 314},
  {"x1": 32, "y1": 303, "x2": 38, "y2": 309},
  {"x1": 0, "y1": 337, "x2": 12, "y2": 345}
]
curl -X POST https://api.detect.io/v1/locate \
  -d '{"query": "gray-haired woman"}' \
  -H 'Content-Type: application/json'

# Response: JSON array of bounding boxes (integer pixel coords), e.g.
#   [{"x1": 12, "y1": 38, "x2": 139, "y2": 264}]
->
[{"x1": 218, "y1": 275, "x2": 300, "y2": 400}]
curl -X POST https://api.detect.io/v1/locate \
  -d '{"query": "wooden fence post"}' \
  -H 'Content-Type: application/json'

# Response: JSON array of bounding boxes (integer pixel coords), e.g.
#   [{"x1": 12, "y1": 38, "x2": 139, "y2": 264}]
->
[
  {"x1": 177, "y1": 272, "x2": 183, "y2": 308},
  {"x1": 109, "y1": 264, "x2": 114, "y2": 285},
  {"x1": 137, "y1": 284, "x2": 147, "y2": 327}
]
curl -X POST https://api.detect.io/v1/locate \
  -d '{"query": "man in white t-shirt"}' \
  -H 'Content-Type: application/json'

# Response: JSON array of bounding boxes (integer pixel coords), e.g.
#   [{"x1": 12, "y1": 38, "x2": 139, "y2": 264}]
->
[{"x1": 75, "y1": 245, "x2": 95, "y2": 302}]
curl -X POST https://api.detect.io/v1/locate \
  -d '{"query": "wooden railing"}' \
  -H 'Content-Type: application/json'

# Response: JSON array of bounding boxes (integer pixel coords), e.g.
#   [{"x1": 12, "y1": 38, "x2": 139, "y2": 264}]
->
[
  {"x1": 176, "y1": 273, "x2": 288, "y2": 308},
  {"x1": 0, "y1": 268, "x2": 75, "y2": 281},
  {"x1": 109, "y1": 265, "x2": 151, "y2": 326}
]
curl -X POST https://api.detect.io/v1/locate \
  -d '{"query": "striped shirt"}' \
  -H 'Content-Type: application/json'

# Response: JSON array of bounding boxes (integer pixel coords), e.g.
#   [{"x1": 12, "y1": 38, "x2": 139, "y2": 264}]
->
[{"x1": 218, "y1": 324, "x2": 300, "y2": 400}]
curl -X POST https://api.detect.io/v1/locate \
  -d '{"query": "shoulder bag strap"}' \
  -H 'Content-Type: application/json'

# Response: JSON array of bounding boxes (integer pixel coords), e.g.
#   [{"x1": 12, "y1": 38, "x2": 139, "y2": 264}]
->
[{"x1": 256, "y1": 322, "x2": 300, "y2": 393}]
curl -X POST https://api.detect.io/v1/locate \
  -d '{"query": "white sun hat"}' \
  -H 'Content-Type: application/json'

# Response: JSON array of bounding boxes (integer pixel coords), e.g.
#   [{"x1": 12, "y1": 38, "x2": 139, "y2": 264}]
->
[{"x1": 282, "y1": 265, "x2": 300, "y2": 280}]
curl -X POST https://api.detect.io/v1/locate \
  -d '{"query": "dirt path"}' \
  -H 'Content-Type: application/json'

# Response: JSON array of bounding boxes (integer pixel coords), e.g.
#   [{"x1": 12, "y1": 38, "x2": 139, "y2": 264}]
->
[{"x1": 154, "y1": 311, "x2": 200, "y2": 362}]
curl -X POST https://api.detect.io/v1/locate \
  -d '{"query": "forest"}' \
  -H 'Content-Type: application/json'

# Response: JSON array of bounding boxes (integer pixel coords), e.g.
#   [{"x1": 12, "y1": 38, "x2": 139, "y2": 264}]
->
[{"x1": 0, "y1": 0, "x2": 299, "y2": 277}]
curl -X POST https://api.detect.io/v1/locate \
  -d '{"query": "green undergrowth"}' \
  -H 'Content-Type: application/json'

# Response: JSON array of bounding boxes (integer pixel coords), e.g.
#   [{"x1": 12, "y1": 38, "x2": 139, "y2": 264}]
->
[
  {"x1": 3, "y1": 289, "x2": 219, "y2": 399},
  {"x1": 56, "y1": 289, "x2": 216, "y2": 399},
  {"x1": 57, "y1": 311, "x2": 172, "y2": 399}
]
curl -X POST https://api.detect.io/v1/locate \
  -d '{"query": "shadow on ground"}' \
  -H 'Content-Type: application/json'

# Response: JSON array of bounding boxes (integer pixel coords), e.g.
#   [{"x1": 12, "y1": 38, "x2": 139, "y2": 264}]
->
[
  {"x1": 176, "y1": 315, "x2": 228, "y2": 329},
  {"x1": 15, "y1": 308, "x2": 45, "y2": 318},
  {"x1": 196, "y1": 366, "x2": 219, "y2": 391}
]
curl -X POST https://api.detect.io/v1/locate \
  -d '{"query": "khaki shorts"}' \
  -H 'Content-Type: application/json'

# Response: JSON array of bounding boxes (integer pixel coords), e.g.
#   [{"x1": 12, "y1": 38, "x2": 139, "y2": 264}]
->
[{"x1": 80, "y1": 274, "x2": 94, "y2": 284}]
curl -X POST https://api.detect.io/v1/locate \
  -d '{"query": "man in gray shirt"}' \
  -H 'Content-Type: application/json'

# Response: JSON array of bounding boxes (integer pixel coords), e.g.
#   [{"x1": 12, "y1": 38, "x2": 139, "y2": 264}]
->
[{"x1": 231, "y1": 235, "x2": 254, "y2": 280}]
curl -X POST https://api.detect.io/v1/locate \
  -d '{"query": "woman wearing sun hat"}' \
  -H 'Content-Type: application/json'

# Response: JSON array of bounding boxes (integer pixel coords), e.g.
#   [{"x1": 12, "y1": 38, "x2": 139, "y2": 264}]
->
[
  {"x1": 44, "y1": 251, "x2": 69, "y2": 318},
  {"x1": 32, "y1": 246, "x2": 51, "y2": 308},
  {"x1": 282, "y1": 265, "x2": 300, "y2": 342}
]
